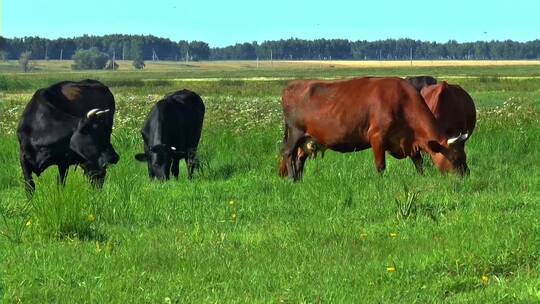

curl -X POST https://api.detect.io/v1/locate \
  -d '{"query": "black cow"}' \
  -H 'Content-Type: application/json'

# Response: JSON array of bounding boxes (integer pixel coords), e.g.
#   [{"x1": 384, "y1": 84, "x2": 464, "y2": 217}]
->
[
  {"x1": 406, "y1": 75, "x2": 437, "y2": 92},
  {"x1": 17, "y1": 79, "x2": 119, "y2": 194},
  {"x1": 135, "y1": 89, "x2": 205, "y2": 180}
]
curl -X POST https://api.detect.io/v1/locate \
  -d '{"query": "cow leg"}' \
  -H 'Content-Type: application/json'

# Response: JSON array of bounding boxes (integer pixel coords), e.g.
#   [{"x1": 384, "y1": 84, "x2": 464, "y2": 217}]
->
[
  {"x1": 282, "y1": 127, "x2": 305, "y2": 181},
  {"x1": 369, "y1": 133, "x2": 387, "y2": 174},
  {"x1": 411, "y1": 152, "x2": 424, "y2": 174},
  {"x1": 171, "y1": 158, "x2": 180, "y2": 180},
  {"x1": 20, "y1": 155, "x2": 35, "y2": 195},
  {"x1": 57, "y1": 163, "x2": 69, "y2": 186},
  {"x1": 295, "y1": 147, "x2": 309, "y2": 180},
  {"x1": 185, "y1": 149, "x2": 197, "y2": 180}
]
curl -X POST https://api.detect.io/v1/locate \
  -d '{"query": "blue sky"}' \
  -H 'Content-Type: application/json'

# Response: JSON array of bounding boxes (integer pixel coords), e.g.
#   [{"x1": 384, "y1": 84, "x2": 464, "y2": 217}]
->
[{"x1": 2, "y1": 0, "x2": 539, "y2": 47}]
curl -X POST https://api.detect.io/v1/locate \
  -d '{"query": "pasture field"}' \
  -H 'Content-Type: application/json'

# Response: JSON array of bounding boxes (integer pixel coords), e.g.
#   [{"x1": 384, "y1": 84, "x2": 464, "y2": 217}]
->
[{"x1": 1, "y1": 61, "x2": 540, "y2": 302}]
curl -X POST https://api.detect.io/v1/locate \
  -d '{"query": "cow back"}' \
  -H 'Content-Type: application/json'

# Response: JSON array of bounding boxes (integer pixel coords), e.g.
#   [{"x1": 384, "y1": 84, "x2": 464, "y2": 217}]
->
[
  {"x1": 43, "y1": 80, "x2": 115, "y2": 129},
  {"x1": 142, "y1": 89, "x2": 205, "y2": 151},
  {"x1": 421, "y1": 82, "x2": 476, "y2": 138},
  {"x1": 282, "y1": 77, "x2": 443, "y2": 152},
  {"x1": 406, "y1": 76, "x2": 437, "y2": 92}
]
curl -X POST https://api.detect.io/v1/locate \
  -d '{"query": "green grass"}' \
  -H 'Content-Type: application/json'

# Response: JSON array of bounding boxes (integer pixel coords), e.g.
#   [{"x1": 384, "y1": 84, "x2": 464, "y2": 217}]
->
[{"x1": 1, "y1": 63, "x2": 540, "y2": 302}]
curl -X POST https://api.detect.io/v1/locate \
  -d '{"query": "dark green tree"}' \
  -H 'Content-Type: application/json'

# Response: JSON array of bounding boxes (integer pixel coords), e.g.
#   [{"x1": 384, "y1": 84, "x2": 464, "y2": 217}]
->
[
  {"x1": 0, "y1": 51, "x2": 8, "y2": 61},
  {"x1": 19, "y1": 51, "x2": 31, "y2": 72},
  {"x1": 131, "y1": 40, "x2": 145, "y2": 69},
  {"x1": 71, "y1": 47, "x2": 108, "y2": 70}
]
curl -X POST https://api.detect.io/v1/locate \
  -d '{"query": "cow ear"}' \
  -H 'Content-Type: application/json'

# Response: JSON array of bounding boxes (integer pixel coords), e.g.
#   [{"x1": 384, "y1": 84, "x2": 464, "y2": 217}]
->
[
  {"x1": 427, "y1": 141, "x2": 444, "y2": 153},
  {"x1": 134, "y1": 153, "x2": 147, "y2": 162}
]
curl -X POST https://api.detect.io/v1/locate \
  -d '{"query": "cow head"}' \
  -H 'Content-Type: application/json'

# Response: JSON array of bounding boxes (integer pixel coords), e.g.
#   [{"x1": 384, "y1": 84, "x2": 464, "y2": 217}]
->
[
  {"x1": 70, "y1": 108, "x2": 119, "y2": 170},
  {"x1": 427, "y1": 133, "x2": 470, "y2": 175},
  {"x1": 134, "y1": 144, "x2": 183, "y2": 180}
]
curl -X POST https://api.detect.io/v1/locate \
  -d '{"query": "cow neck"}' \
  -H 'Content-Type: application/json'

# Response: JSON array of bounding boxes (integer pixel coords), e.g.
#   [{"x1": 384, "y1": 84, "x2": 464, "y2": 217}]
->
[
  {"x1": 39, "y1": 97, "x2": 85, "y2": 122},
  {"x1": 427, "y1": 84, "x2": 447, "y2": 117},
  {"x1": 148, "y1": 105, "x2": 168, "y2": 146},
  {"x1": 413, "y1": 105, "x2": 447, "y2": 150}
]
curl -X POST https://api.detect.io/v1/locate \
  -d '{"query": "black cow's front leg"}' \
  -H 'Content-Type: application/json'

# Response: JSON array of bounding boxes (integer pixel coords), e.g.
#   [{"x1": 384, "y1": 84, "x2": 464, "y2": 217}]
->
[
  {"x1": 186, "y1": 149, "x2": 198, "y2": 180},
  {"x1": 171, "y1": 159, "x2": 180, "y2": 180},
  {"x1": 20, "y1": 155, "x2": 35, "y2": 195}
]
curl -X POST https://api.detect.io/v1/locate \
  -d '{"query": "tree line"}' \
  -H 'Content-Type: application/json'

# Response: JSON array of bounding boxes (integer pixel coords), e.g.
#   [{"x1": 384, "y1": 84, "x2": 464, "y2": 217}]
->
[
  {"x1": 0, "y1": 35, "x2": 210, "y2": 62},
  {"x1": 212, "y1": 39, "x2": 540, "y2": 60},
  {"x1": 1, "y1": 35, "x2": 540, "y2": 61}
]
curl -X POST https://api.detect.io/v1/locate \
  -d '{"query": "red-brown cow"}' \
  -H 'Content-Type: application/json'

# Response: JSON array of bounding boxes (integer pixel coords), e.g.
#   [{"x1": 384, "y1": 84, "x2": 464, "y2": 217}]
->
[
  {"x1": 278, "y1": 77, "x2": 469, "y2": 181},
  {"x1": 413, "y1": 81, "x2": 476, "y2": 173}
]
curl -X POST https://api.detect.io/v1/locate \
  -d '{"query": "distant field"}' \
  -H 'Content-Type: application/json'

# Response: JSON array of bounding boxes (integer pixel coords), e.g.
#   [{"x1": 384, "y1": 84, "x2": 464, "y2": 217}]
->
[
  {"x1": 2, "y1": 59, "x2": 540, "y2": 73},
  {"x1": 1, "y1": 62, "x2": 540, "y2": 302}
]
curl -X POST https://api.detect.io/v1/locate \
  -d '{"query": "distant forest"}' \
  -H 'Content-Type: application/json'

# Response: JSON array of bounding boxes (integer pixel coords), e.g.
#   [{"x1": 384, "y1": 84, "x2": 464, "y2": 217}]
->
[{"x1": 1, "y1": 34, "x2": 540, "y2": 61}]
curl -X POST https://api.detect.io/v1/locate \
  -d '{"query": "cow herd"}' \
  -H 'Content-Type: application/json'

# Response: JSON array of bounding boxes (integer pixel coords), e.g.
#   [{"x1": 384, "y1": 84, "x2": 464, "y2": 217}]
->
[{"x1": 16, "y1": 76, "x2": 476, "y2": 194}]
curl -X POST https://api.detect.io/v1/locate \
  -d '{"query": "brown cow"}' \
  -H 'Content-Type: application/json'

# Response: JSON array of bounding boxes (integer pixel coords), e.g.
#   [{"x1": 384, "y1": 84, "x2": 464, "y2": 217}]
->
[
  {"x1": 278, "y1": 77, "x2": 469, "y2": 181},
  {"x1": 413, "y1": 81, "x2": 476, "y2": 173}
]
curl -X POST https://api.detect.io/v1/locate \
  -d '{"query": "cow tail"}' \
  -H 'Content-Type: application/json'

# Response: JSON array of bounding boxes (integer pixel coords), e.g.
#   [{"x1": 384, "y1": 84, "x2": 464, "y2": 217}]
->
[{"x1": 278, "y1": 122, "x2": 289, "y2": 177}]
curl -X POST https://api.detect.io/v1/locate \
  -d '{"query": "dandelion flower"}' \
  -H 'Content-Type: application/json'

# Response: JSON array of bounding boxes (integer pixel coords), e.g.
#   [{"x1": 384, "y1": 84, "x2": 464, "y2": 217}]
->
[
  {"x1": 481, "y1": 275, "x2": 489, "y2": 284},
  {"x1": 26, "y1": 220, "x2": 32, "y2": 228},
  {"x1": 229, "y1": 200, "x2": 235, "y2": 206},
  {"x1": 390, "y1": 233, "x2": 397, "y2": 238},
  {"x1": 87, "y1": 214, "x2": 96, "y2": 222},
  {"x1": 232, "y1": 213, "x2": 237, "y2": 220},
  {"x1": 387, "y1": 266, "x2": 396, "y2": 273}
]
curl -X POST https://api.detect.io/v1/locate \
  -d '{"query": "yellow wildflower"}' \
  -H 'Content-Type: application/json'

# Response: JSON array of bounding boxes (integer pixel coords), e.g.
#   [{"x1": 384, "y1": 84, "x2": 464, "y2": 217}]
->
[
  {"x1": 26, "y1": 219, "x2": 32, "y2": 228},
  {"x1": 232, "y1": 213, "x2": 237, "y2": 220},
  {"x1": 87, "y1": 214, "x2": 96, "y2": 222},
  {"x1": 387, "y1": 266, "x2": 396, "y2": 273},
  {"x1": 390, "y1": 233, "x2": 397, "y2": 238},
  {"x1": 229, "y1": 200, "x2": 235, "y2": 206},
  {"x1": 481, "y1": 275, "x2": 489, "y2": 284}
]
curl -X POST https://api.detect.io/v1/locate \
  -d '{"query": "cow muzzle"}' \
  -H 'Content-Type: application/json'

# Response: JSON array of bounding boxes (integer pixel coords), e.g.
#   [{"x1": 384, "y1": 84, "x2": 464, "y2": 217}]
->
[
  {"x1": 99, "y1": 151, "x2": 120, "y2": 168},
  {"x1": 458, "y1": 163, "x2": 470, "y2": 176}
]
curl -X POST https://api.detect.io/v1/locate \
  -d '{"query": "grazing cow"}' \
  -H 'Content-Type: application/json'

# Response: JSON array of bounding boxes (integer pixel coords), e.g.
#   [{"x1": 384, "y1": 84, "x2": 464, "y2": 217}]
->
[
  {"x1": 406, "y1": 75, "x2": 437, "y2": 92},
  {"x1": 278, "y1": 77, "x2": 469, "y2": 181},
  {"x1": 412, "y1": 81, "x2": 476, "y2": 173},
  {"x1": 17, "y1": 79, "x2": 119, "y2": 194},
  {"x1": 135, "y1": 89, "x2": 205, "y2": 180}
]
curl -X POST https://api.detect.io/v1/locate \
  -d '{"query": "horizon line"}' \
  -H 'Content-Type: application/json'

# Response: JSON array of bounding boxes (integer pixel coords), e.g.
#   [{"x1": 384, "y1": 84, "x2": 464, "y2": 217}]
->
[{"x1": 1, "y1": 34, "x2": 538, "y2": 48}]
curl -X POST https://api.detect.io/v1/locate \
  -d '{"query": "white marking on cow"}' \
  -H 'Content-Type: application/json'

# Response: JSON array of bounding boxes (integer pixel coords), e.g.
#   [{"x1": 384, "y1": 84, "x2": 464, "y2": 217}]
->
[
  {"x1": 95, "y1": 109, "x2": 110, "y2": 116},
  {"x1": 448, "y1": 133, "x2": 469, "y2": 145},
  {"x1": 86, "y1": 108, "x2": 101, "y2": 118}
]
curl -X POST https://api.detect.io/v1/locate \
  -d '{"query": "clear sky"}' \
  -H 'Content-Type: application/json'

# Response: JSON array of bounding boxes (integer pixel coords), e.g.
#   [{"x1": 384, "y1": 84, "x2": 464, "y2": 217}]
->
[{"x1": 2, "y1": 0, "x2": 539, "y2": 47}]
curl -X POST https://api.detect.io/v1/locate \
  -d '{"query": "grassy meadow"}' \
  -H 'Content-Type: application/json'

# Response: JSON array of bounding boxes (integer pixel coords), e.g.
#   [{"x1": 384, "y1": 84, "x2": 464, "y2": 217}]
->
[{"x1": 1, "y1": 60, "x2": 540, "y2": 302}]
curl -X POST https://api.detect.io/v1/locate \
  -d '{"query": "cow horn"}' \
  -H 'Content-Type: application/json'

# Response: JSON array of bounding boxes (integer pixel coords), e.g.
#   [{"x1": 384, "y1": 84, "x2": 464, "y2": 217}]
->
[
  {"x1": 448, "y1": 133, "x2": 469, "y2": 145},
  {"x1": 95, "y1": 109, "x2": 110, "y2": 116},
  {"x1": 86, "y1": 108, "x2": 101, "y2": 118}
]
